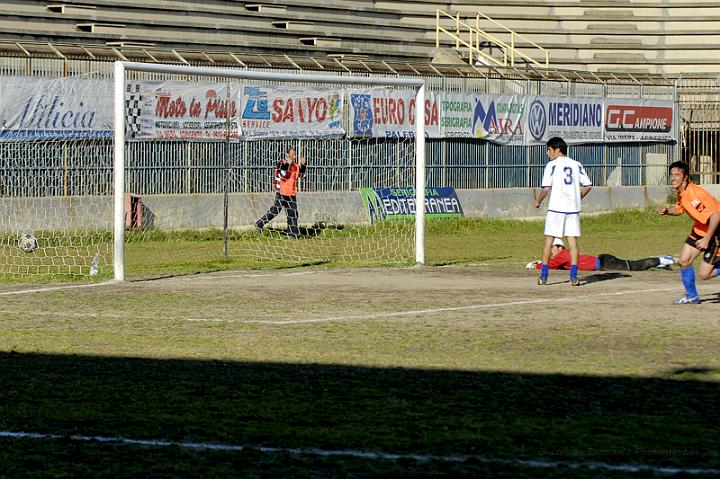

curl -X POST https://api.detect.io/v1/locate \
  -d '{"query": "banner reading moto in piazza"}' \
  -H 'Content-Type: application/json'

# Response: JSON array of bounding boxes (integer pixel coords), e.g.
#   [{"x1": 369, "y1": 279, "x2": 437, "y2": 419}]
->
[{"x1": 126, "y1": 81, "x2": 241, "y2": 140}]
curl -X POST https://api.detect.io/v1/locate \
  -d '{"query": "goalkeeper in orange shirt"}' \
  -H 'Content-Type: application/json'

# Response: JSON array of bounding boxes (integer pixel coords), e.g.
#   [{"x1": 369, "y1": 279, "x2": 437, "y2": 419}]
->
[{"x1": 659, "y1": 161, "x2": 720, "y2": 304}]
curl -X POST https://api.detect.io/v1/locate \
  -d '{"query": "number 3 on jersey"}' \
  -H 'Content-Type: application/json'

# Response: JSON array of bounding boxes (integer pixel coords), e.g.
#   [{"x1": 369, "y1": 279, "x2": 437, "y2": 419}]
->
[{"x1": 563, "y1": 166, "x2": 573, "y2": 185}]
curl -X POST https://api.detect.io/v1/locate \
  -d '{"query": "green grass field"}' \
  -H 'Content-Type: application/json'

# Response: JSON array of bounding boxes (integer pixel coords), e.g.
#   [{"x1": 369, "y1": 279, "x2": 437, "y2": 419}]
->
[{"x1": 1, "y1": 209, "x2": 718, "y2": 478}]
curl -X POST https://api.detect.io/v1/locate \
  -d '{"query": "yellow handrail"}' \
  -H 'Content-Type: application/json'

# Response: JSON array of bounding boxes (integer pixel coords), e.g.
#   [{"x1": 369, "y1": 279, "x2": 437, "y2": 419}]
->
[
  {"x1": 436, "y1": 9, "x2": 507, "y2": 68},
  {"x1": 435, "y1": 9, "x2": 549, "y2": 69},
  {"x1": 475, "y1": 11, "x2": 549, "y2": 68}
]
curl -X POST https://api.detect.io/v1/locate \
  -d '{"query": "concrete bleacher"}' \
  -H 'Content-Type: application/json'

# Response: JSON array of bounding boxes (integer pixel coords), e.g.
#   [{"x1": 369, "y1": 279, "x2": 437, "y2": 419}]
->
[{"x1": 0, "y1": 0, "x2": 719, "y2": 77}]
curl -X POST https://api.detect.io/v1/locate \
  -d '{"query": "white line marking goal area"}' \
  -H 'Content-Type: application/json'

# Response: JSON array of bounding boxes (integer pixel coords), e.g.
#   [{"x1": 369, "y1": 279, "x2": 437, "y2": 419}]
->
[
  {"x1": 0, "y1": 430, "x2": 717, "y2": 476},
  {"x1": 0, "y1": 286, "x2": 679, "y2": 325}
]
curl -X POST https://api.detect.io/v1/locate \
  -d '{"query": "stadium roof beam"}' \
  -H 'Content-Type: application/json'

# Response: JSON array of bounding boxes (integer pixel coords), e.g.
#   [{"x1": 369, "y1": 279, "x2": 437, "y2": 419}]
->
[
  {"x1": 110, "y1": 47, "x2": 128, "y2": 62},
  {"x1": 283, "y1": 54, "x2": 302, "y2": 70},
  {"x1": 79, "y1": 45, "x2": 96, "y2": 59},
  {"x1": 309, "y1": 56, "x2": 325, "y2": 70},
  {"x1": 47, "y1": 42, "x2": 66, "y2": 60},
  {"x1": 332, "y1": 57, "x2": 351, "y2": 73},
  {"x1": 14, "y1": 42, "x2": 31, "y2": 57},
  {"x1": 228, "y1": 52, "x2": 248, "y2": 68},
  {"x1": 172, "y1": 49, "x2": 190, "y2": 65}
]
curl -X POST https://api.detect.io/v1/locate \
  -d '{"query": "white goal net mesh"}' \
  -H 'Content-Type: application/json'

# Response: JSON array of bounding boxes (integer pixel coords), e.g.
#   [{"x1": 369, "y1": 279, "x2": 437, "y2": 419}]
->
[{"x1": 0, "y1": 67, "x2": 421, "y2": 280}]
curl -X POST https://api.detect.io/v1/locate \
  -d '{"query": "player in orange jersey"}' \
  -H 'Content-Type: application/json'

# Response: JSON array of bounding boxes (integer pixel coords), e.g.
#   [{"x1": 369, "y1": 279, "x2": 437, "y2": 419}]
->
[{"x1": 659, "y1": 161, "x2": 720, "y2": 304}]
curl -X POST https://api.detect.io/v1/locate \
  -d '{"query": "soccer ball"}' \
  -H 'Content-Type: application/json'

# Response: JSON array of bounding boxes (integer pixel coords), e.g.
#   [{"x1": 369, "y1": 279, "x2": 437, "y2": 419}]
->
[{"x1": 18, "y1": 233, "x2": 39, "y2": 253}]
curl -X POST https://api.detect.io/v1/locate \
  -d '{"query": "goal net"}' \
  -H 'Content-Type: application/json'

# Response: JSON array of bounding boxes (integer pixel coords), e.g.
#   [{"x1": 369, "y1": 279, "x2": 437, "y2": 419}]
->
[
  {"x1": 0, "y1": 64, "x2": 425, "y2": 281},
  {"x1": 0, "y1": 74, "x2": 113, "y2": 279}
]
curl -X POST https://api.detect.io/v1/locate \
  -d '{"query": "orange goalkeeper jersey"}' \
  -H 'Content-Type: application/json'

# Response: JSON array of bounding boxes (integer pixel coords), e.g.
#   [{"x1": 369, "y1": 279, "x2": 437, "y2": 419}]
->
[{"x1": 676, "y1": 183, "x2": 720, "y2": 237}]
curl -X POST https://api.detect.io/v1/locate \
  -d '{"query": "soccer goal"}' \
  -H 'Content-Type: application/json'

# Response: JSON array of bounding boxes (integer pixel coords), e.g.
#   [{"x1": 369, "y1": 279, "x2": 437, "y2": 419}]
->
[
  {"x1": 112, "y1": 62, "x2": 426, "y2": 281},
  {"x1": 0, "y1": 63, "x2": 425, "y2": 281}
]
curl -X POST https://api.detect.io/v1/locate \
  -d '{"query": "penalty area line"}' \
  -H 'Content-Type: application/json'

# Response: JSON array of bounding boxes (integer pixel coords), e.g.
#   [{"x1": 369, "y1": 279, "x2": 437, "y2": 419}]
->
[
  {"x1": 251, "y1": 286, "x2": 679, "y2": 324},
  {"x1": 0, "y1": 281, "x2": 116, "y2": 297},
  {"x1": 0, "y1": 287, "x2": 679, "y2": 324},
  {"x1": 0, "y1": 430, "x2": 717, "y2": 476}
]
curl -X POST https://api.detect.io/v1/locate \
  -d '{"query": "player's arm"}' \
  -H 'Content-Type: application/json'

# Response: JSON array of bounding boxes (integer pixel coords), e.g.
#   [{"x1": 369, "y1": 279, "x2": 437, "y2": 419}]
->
[
  {"x1": 535, "y1": 187, "x2": 550, "y2": 208},
  {"x1": 299, "y1": 156, "x2": 307, "y2": 176},
  {"x1": 658, "y1": 205, "x2": 682, "y2": 216},
  {"x1": 580, "y1": 185, "x2": 592, "y2": 198},
  {"x1": 696, "y1": 211, "x2": 720, "y2": 251}
]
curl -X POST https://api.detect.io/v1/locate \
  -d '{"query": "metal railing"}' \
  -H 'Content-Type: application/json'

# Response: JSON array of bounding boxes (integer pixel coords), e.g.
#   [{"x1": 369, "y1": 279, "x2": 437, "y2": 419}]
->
[{"x1": 435, "y1": 9, "x2": 549, "y2": 69}]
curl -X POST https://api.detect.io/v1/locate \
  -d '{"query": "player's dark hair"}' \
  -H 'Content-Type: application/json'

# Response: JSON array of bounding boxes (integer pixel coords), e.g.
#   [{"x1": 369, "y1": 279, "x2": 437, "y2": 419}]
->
[
  {"x1": 546, "y1": 137, "x2": 568, "y2": 155},
  {"x1": 669, "y1": 160, "x2": 689, "y2": 177}
]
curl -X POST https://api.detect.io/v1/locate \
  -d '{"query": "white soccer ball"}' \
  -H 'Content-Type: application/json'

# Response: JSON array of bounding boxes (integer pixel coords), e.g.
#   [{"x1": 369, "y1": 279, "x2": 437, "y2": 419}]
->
[{"x1": 18, "y1": 233, "x2": 39, "y2": 253}]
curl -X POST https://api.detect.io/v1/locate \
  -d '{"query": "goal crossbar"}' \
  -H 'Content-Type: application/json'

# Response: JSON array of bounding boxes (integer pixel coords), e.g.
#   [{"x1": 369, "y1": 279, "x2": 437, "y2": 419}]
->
[{"x1": 113, "y1": 61, "x2": 426, "y2": 281}]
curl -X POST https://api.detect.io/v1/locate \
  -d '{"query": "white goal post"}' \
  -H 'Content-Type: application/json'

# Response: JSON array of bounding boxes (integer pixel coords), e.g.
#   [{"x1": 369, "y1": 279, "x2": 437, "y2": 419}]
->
[{"x1": 113, "y1": 61, "x2": 426, "y2": 282}]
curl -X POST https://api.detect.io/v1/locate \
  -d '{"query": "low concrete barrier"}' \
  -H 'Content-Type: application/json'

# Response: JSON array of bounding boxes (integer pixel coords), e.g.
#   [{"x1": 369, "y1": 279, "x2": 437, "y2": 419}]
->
[{"x1": 0, "y1": 185, "x2": 673, "y2": 232}]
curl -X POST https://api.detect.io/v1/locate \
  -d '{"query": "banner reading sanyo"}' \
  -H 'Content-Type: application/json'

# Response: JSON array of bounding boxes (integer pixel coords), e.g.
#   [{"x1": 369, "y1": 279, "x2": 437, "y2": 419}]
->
[
  {"x1": 525, "y1": 96, "x2": 604, "y2": 145},
  {"x1": 604, "y1": 98, "x2": 674, "y2": 142},
  {"x1": 240, "y1": 85, "x2": 343, "y2": 139},
  {"x1": 126, "y1": 81, "x2": 240, "y2": 140},
  {"x1": 0, "y1": 76, "x2": 112, "y2": 140}
]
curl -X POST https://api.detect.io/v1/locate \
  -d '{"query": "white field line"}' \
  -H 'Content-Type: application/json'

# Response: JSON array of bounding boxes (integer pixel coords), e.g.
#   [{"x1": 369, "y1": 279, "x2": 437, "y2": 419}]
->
[
  {"x1": 0, "y1": 430, "x2": 717, "y2": 476},
  {"x1": 0, "y1": 287, "x2": 678, "y2": 325},
  {"x1": 0, "y1": 281, "x2": 116, "y2": 297}
]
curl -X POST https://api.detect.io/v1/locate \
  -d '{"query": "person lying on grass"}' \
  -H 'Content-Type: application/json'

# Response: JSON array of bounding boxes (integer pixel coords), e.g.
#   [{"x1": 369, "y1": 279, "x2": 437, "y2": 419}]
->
[{"x1": 526, "y1": 237, "x2": 676, "y2": 271}]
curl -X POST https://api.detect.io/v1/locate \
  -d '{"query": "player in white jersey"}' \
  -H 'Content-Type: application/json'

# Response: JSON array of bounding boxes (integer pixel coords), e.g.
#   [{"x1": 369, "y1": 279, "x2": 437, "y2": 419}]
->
[{"x1": 534, "y1": 137, "x2": 593, "y2": 286}]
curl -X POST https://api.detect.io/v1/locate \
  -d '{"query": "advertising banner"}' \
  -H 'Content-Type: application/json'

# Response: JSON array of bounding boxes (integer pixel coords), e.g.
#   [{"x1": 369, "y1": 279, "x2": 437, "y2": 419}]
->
[
  {"x1": 604, "y1": 98, "x2": 675, "y2": 142},
  {"x1": 525, "y1": 96, "x2": 604, "y2": 145},
  {"x1": 0, "y1": 76, "x2": 113, "y2": 140},
  {"x1": 360, "y1": 186, "x2": 463, "y2": 223},
  {"x1": 239, "y1": 85, "x2": 343, "y2": 139},
  {"x1": 348, "y1": 88, "x2": 441, "y2": 138},
  {"x1": 470, "y1": 94, "x2": 526, "y2": 144},
  {"x1": 126, "y1": 81, "x2": 240, "y2": 141}
]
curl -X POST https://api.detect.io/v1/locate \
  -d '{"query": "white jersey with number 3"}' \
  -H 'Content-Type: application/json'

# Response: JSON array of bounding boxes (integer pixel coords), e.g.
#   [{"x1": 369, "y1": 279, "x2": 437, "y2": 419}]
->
[{"x1": 541, "y1": 156, "x2": 592, "y2": 213}]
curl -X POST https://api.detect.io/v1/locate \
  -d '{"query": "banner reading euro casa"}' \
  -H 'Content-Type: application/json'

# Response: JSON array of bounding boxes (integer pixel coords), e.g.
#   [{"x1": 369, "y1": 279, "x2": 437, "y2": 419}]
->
[
  {"x1": 348, "y1": 88, "x2": 441, "y2": 138},
  {"x1": 360, "y1": 186, "x2": 463, "y2": 223},
  {"x1": 239, "y1": 85, "x2": 343, "y2": 139},
  {"x1": 126, "y1": 81, "x2": 240, "y2": 141},
  {"x1": 348, "y1": 89, "x2": 526, "y2": 143},
  {"x1": 0, "y1": 76, "x2": 113, "y2": 140},
  {"x1": 525, "y1": 96, "x2": 604, "y2": 145},
  {"x1": 604, "y1": 99, "x2": 674, "y2": 142}
]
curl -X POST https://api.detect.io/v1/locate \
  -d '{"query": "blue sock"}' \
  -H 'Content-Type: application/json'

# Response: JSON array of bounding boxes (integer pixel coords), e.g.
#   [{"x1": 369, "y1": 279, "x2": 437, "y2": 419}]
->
[
  {"x1": 680, "y1": 267, "x2": 699, "y2": 298},
  {"x1": 715, "y1": 266, "x2": 720, "y2": 278},
  {"x1": 540, "y1": 264, "x2": 549, "y2": 278},
  {"x1": 570, "y1": 264, "x2": 578, "y2": 278},
  {"x1": 595, "y1": 258, "x2": 601, "y2": 271}
]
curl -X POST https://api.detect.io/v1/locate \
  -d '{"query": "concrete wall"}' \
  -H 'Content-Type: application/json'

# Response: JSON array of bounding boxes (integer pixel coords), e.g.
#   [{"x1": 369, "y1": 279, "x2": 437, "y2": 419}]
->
[{"x1": 0, "y1": 186, "x2": 673, "y2": 233}]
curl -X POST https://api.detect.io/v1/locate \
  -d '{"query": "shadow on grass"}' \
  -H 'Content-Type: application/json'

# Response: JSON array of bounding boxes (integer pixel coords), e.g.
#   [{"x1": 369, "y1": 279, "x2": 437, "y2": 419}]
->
[
  {"x1": 583, "y1": 272, "x2": 632, "y2": 284},
  {"x1": 0, "y1": 352, "x2": 718, "y2": 478}
]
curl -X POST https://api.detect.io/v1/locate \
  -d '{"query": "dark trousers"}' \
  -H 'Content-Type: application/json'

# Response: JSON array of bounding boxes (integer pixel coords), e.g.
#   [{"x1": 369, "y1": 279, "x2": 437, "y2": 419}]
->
[
  {"x1": 598, "y1": 254, "x2": 659, "y2": 271},
  {"x1": 257, "y1": 193, "x2": 299, "y2": 237}
]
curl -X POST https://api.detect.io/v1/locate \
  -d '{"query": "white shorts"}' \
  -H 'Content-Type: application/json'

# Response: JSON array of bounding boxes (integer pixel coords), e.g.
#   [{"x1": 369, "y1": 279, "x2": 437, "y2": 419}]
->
[{"x1": 544, "y1": 211, "x2": 581, "y2": 238}]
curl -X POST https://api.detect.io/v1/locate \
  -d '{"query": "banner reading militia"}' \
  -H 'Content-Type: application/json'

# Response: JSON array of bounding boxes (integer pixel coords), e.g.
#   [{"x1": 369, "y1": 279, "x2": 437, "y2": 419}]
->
[
  {"x1": 360, "y1": 187, "x2": 464, "y2": 223},
  {"x1": 0, "y1": 76, "x2": 113, "y2": 140}
]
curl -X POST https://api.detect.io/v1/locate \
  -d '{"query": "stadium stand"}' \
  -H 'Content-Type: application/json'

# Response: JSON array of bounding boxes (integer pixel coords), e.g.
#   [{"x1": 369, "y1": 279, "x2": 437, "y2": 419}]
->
[{"x1": 0, "y1": 0, "x2": 718, "y2": 77}]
